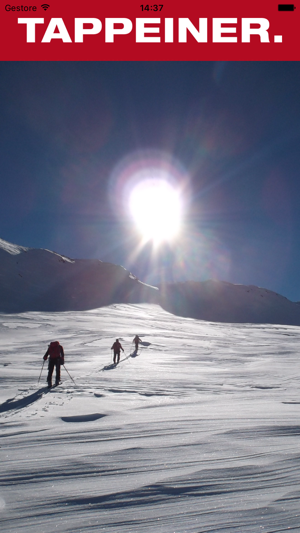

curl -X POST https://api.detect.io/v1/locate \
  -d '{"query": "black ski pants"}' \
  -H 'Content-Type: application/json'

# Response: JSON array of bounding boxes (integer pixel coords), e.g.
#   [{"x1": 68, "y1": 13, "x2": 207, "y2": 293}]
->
[
  {"x1": 113, "y1": 351, "x2": 120, "y2": 364},
  {"x1": 47, "y1": 358, "x2": 61, "y2": 385}
]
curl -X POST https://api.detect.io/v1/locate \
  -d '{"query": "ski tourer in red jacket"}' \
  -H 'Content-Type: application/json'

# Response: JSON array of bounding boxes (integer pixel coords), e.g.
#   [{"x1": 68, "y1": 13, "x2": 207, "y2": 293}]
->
[
  {"x1": 111, "y1": 339, "x2": 124, "y2": 365},
  {"x1": 43, "y1": 341, "x2": 64, "y2": 387}
]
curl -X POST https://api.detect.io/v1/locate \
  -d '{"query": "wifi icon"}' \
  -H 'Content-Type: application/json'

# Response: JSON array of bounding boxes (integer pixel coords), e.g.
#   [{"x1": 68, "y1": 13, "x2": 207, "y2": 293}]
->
[{"x1": 41, "y1": 3, "x2": 50, "y2": 10}]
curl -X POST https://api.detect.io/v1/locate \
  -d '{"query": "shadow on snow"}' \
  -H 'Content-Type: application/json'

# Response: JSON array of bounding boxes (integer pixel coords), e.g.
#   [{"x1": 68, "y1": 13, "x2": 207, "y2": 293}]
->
[
  {"x1": 101, "y1": 352, "x2": 133, "y2": 371},
  {"x1": 0, "y1": 387, "x2": 48, "y2": 413}
]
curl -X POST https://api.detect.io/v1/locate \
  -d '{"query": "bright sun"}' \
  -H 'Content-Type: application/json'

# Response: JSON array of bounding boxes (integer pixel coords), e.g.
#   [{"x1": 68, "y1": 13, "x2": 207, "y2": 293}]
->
[{"x1": 129, "y1": 178, "x2": 181, "y2": 244}]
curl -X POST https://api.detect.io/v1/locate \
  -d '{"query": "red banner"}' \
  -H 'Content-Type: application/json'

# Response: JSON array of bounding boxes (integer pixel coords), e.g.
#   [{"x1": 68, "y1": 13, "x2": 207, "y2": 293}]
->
[{"x1": 0, "y1": 0, "x2": 298, "y2": 60}]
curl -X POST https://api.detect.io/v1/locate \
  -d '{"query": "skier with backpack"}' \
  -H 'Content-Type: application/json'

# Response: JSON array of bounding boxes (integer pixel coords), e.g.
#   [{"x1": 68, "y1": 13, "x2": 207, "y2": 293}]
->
[
  {"x1": 111, "y1": 339, "x2": 124, "y2": 365},
  {"x1": 43, "y1": 341, "x2": 64, "y2": 388},
  {"x1": 133, "y1": 335, "x2": 142, "y2": 353}
]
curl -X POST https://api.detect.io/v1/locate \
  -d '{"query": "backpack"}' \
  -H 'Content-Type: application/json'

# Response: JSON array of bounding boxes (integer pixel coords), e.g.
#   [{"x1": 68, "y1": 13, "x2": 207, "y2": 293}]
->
[{"x1": 48, "y1": 341, "x2": 62, "y2": 359}]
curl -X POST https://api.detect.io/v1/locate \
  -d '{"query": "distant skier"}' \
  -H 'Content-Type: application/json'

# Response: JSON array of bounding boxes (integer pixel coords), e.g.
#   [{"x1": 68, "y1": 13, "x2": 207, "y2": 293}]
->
[
  {"x1": 43, "y1": 341, "x2": 64, "y2": 388},
  {"x1": 133, "y1": 335, "x2": 142, "y2": 352},
  {"x1": 111, "y1": 339, "x2": 124, "y2": 365}
]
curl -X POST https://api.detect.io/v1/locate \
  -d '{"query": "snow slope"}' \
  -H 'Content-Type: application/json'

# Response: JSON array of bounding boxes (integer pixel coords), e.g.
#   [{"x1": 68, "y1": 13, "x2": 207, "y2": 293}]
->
[{"x1": 1, "y1": 304, "x2": 300, "y2": 532}]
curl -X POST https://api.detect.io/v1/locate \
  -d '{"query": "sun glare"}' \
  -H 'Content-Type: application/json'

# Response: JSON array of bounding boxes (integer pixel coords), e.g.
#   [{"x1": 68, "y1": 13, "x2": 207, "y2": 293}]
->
[{"x1": 129, "y1": 179, "x2": 181, "y2": 244}]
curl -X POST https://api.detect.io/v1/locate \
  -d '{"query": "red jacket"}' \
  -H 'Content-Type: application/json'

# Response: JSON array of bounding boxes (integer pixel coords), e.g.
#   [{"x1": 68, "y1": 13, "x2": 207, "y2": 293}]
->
[
  {"x1": 111, "y1": 340, "x2": 123, "y2": 353},
  {"x1": 44, "y1": 341, "x2": 64, "y2": 360}
]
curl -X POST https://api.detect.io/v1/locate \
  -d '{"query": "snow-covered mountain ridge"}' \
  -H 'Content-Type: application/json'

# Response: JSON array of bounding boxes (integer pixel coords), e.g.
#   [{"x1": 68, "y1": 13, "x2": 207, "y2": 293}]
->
[
  {"x1": 0, "y1": 238, "x2": 28, "y2": 255},
  {"x1": 0, "y1": 238, "x2": 158, "y2": 313},
  {"x1": 159, "y1": 279, "x2": 300, "y2": 325},
  {"x1": 1, "y1": 237, "x2": 300, "y2": 325}
]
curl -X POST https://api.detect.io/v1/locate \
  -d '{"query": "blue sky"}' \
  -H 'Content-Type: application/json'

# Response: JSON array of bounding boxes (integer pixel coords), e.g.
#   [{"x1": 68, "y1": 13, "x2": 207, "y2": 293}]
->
[{"x1": 1, "y1": 61, "x2": 300, "y2": 300}]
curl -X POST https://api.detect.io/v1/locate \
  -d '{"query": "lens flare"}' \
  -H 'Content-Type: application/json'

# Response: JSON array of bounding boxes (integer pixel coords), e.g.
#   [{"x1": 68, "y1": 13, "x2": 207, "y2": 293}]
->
[
  {"x1": 108, "y1": 149, "x2": 190, "y2": 250},
  {"x1": 129, "y1": 178, "x2": 181, "y2": 244}
]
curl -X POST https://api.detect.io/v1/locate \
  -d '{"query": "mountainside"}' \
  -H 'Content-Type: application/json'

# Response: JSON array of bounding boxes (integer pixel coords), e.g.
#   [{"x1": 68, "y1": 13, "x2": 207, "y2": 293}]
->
[
  {"x1": 159, "y1": 280, "x2": 300, "y2": 326},
  {"x1": 0, "y1": 238, "x2": 159, "y2": 313},
  {"x1": 1, "y1": 238, "x2": 300, "y2": 325}
]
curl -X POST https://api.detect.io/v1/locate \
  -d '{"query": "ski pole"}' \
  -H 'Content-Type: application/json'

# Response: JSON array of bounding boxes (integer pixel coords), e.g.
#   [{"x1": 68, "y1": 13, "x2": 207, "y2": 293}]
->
[
  {"x1": 123, "y1": 350, "x2": 131, "y2": 363},
  {"x1": 38, "y1": 360, "x2": 45, "y2": 383},
  {"x1": 63, "y1": 364, "x2": 76, "y2": 384}
]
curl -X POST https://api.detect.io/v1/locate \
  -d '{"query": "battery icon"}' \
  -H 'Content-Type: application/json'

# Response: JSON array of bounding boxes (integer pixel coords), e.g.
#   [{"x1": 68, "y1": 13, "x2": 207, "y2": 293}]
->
[{"x1": 278, "y1": 4, "x2": 296, "y2": 10}]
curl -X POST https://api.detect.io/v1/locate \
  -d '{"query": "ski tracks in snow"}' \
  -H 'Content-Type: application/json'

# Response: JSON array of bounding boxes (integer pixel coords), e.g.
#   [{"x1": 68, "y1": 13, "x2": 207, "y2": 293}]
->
[{"x1": 1, "y1": 304, "x2": 300, "y2": 532}]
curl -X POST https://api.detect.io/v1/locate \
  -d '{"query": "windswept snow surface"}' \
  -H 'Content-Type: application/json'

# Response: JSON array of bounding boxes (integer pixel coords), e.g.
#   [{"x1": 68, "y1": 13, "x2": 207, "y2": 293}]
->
[{"x1": 1, "y1": 304, "x2": 300, "y2": 532}]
